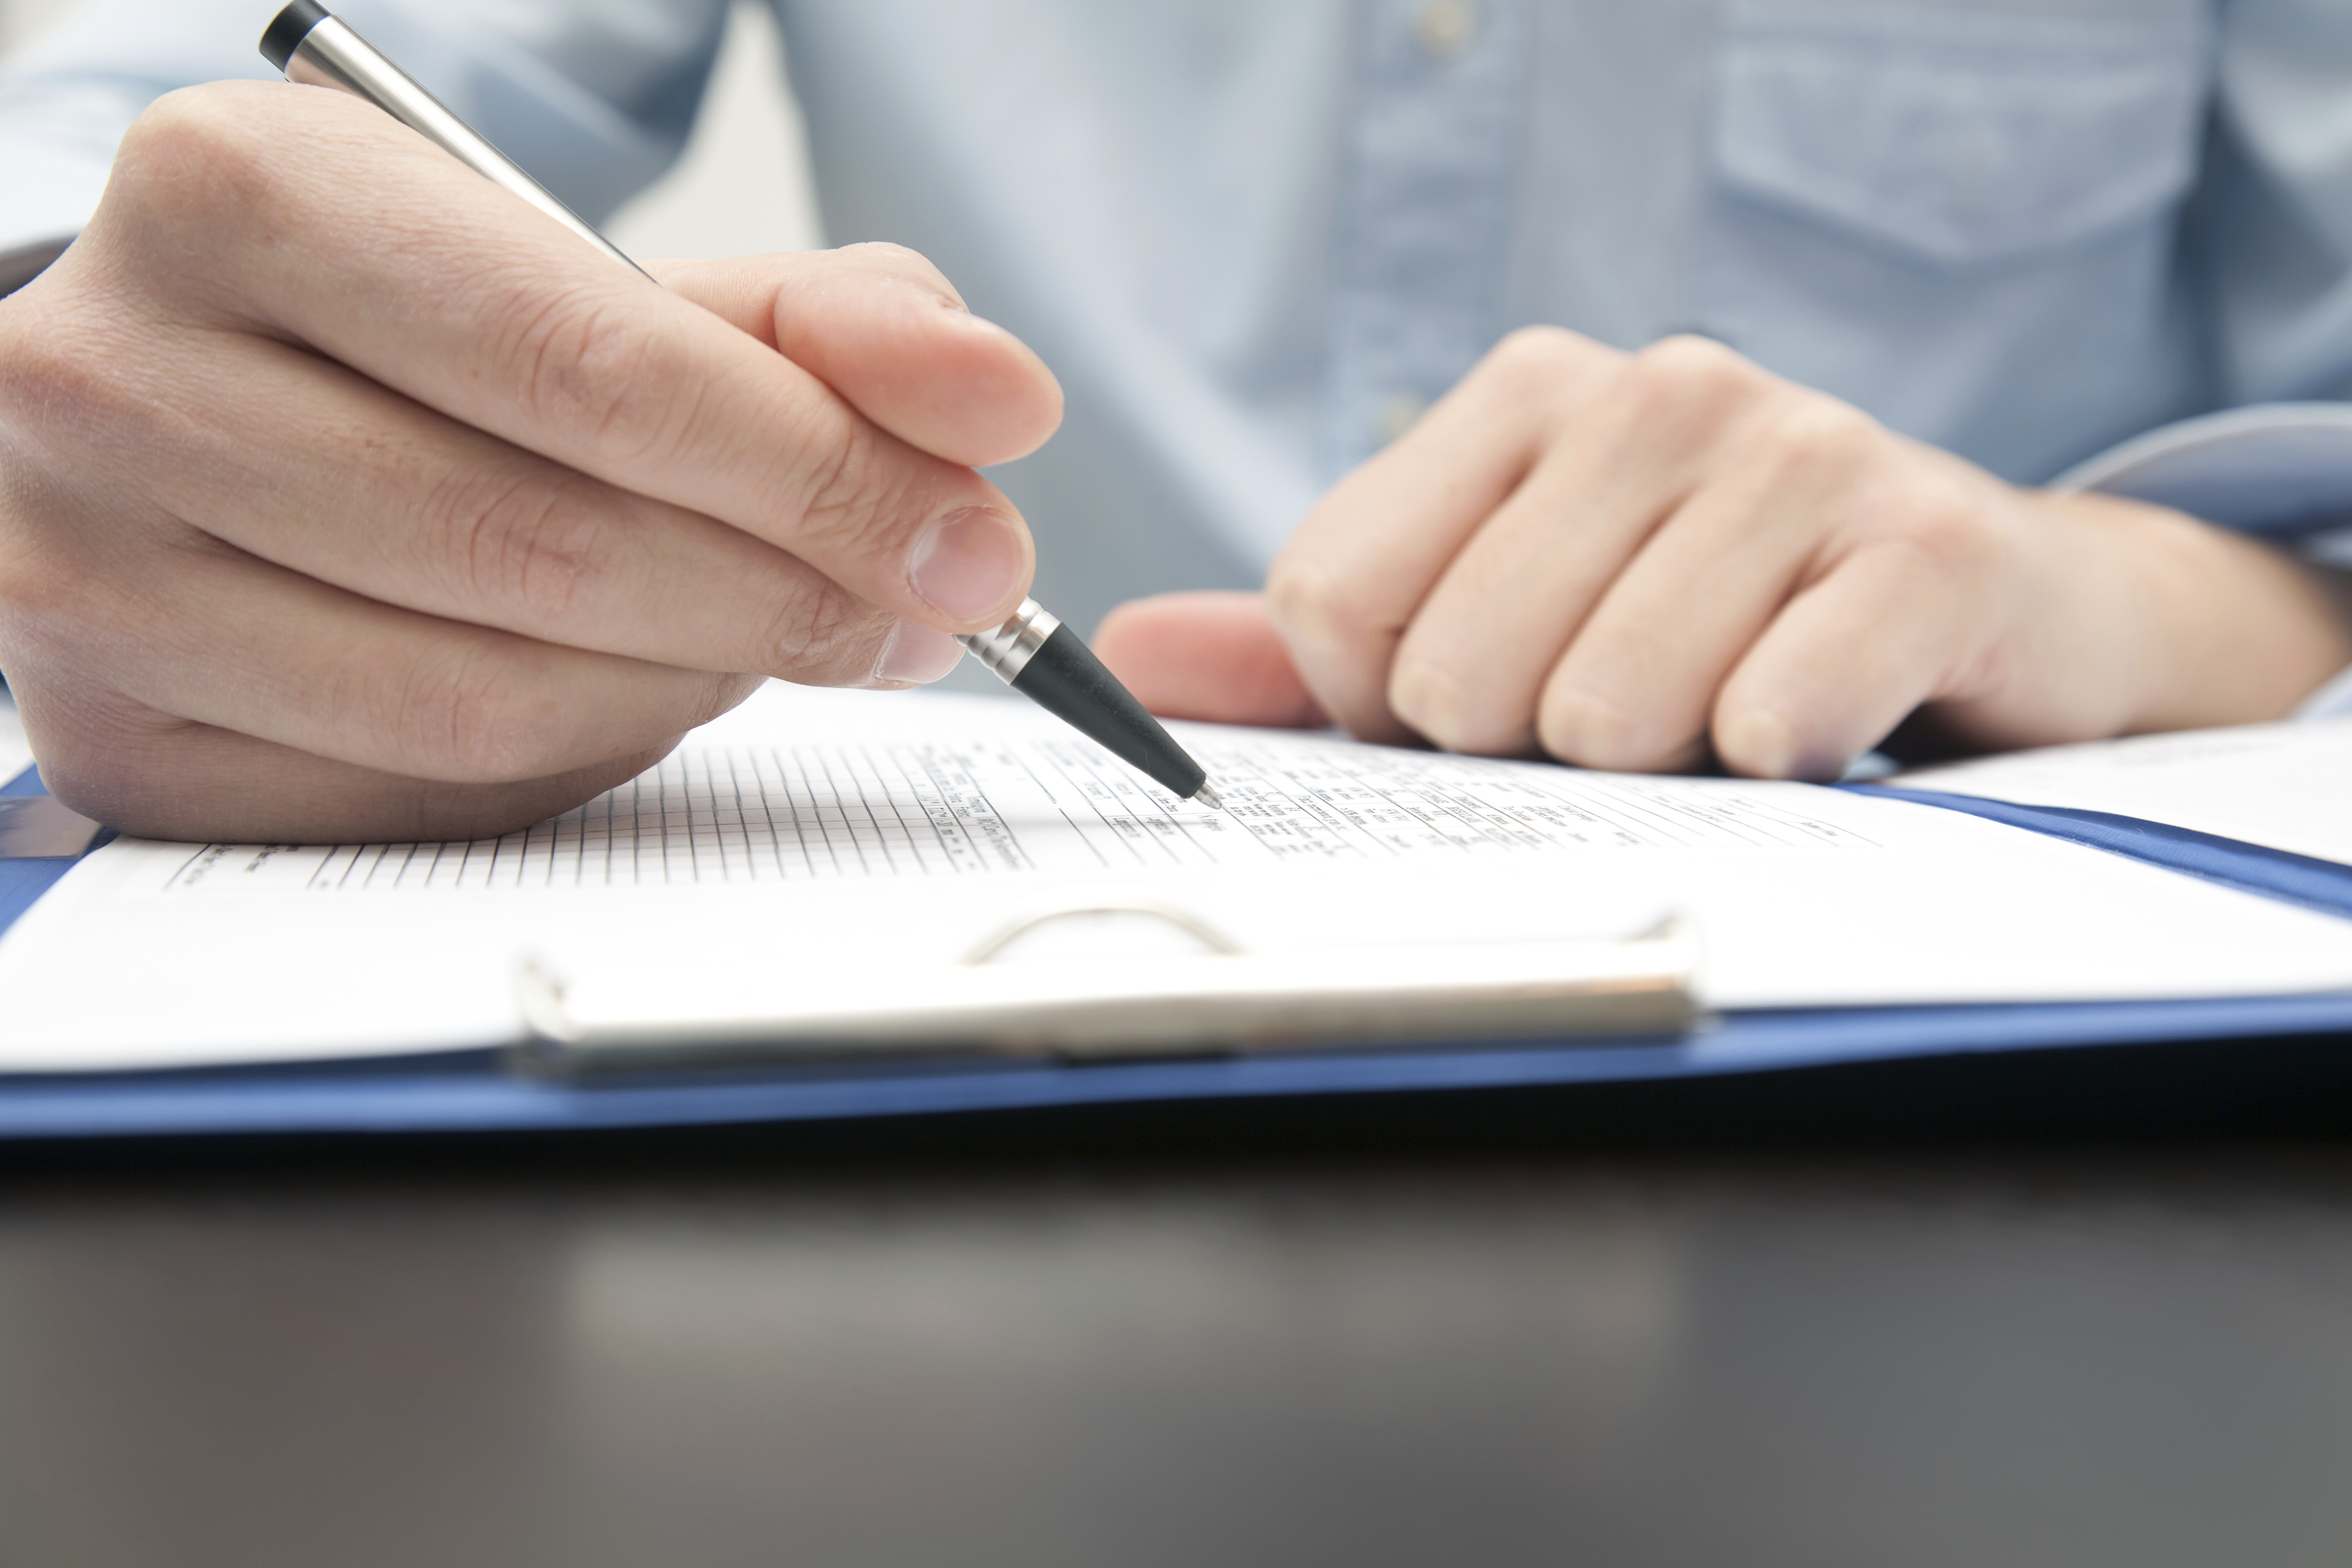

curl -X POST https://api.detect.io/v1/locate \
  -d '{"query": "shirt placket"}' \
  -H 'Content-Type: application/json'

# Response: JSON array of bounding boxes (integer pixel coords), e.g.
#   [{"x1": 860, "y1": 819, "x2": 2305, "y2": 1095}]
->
[{"x1": 1319, "y1": 0, "x2": 1530, "y2": 482}]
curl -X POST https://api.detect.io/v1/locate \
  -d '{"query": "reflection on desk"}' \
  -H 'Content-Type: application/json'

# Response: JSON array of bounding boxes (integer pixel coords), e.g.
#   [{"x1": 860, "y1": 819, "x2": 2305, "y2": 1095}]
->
[{"x1": 2, "y1": 1122, "x2": 2352, "y2": 1568}]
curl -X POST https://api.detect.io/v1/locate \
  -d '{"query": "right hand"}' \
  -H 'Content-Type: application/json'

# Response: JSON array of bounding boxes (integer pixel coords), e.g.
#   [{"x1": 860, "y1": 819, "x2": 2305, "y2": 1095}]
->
[{"x1": 0, "y1": 80, "x2": 1062, "y2": 842}]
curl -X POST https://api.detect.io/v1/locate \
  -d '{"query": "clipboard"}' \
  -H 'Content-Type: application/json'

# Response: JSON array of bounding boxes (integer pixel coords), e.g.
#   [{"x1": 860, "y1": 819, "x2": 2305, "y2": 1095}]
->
[{"x1": 4, "y1": 740, "x2": 2352, "y2": 1141}]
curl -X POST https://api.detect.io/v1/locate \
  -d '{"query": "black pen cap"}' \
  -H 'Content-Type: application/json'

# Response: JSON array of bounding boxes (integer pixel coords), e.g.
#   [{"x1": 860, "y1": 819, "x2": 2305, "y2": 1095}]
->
[{"x1": 261, "y1": 0, "x2": 332, "y2": 72}]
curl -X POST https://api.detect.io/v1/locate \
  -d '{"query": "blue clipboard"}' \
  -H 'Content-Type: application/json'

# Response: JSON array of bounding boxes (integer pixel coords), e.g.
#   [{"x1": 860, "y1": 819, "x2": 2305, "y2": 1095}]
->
[{"x1": 4, "y1": 763, "x2": 2351, "y2": 1141}]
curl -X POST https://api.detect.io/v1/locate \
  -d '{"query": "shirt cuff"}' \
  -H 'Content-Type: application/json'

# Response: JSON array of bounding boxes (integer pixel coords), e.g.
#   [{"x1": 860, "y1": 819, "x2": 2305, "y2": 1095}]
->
[{"x1": 2051, "y1": 402, "x2": 2352, "y2": 540}]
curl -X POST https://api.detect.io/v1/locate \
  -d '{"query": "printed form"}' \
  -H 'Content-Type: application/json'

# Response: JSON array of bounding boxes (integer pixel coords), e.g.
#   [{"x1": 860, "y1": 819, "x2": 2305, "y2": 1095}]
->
[
  {"x1": 162, "y1": 726, "x2": 1878, "y2": 897},
  {"x1": 2, "y1": 685, "x2": 2350, "y2": 1070}
]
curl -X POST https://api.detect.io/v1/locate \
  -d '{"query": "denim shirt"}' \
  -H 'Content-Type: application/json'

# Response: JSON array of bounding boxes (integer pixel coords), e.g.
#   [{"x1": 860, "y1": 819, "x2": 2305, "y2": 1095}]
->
[{"x1": 4, "y1": 0, "x2": 2351, "y2": 697}]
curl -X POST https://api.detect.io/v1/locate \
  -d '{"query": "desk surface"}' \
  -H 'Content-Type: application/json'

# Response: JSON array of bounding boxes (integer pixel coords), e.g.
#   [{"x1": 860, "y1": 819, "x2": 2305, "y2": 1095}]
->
[{"x1": 4, "y1": 1083, "x2": 2352, "y2": 1568}]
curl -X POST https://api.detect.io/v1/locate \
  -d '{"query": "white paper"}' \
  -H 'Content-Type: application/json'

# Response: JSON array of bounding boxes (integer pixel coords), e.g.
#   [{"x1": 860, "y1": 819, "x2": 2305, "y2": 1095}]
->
[
  {"x1": 154, "y1": 711, "x2": 1883, "y2": 897},
  {"x1": 1892, "y1": 718, "x2": 2352, "y2": 866},
  {"x1": 3, "y1": 683, "x2": 2350, "y2": 1071}
]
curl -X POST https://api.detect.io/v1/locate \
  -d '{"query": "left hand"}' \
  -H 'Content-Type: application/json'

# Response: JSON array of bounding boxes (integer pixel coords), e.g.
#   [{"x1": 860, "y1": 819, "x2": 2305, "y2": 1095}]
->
[{"x1": 1097, "y1": 328, "x2": 2352, "y2": 776}]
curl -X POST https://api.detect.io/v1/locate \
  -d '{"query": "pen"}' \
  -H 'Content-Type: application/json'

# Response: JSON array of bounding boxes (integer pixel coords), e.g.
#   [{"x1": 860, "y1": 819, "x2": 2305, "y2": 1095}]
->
[{"x1": 258, "y1": 0, "x2": 1227, "y2": 812}]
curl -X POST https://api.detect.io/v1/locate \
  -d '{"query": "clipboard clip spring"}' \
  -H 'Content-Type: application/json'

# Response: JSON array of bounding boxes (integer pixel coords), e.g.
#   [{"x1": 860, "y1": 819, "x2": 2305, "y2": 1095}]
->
[{"x1": 961, "y1": 897, "x2": 1244, "y2": 964}]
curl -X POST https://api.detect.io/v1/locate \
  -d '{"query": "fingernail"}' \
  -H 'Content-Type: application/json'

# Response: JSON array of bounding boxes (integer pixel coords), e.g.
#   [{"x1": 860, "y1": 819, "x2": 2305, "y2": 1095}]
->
[
  {"x1": 908, "y1": 507, "x2": 1028, "y2": 621},
  {"x1": 871, "y1": 619, "x2": 965, "y2": 687}
]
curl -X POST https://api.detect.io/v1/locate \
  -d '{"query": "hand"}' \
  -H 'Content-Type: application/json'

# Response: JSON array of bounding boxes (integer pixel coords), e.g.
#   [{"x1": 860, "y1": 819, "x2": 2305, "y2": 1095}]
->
[
  {"x1": 0, "y1": 82, "x2": 1061, "y2": 841},
  {"x1": 1097, "y1": 329, "x2": 2352, "y2": 775}
]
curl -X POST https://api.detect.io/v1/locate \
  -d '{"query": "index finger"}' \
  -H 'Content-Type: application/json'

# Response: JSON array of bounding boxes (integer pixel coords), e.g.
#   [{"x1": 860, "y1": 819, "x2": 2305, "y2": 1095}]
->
[
  {"x1": 101, "y1": 82, "x2": 1034, "y2": 634},
  {"x1": 1265, "y1": 328, "x2": 1623, "y2": 743}
]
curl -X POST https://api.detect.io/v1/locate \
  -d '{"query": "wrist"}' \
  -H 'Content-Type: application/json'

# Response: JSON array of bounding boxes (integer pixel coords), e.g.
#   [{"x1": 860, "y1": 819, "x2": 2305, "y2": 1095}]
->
[{"x1": 2027, "y1": 489, "x2": 2352, "y2": 733}]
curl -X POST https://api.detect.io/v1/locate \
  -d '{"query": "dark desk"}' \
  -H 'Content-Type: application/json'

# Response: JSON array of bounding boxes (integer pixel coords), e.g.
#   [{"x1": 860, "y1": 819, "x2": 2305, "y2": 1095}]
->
[{"x1": 5, "y1": 1054, "x2": 2352, "y2": 1568}]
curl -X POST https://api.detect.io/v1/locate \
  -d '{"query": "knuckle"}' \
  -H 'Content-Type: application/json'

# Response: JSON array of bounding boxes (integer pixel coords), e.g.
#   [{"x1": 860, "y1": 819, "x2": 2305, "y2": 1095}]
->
[
  {"x1": 108, "y1": 85, "x2": 283, "y2": 237},
  {"x1": 0, "y1": 295, "x2": 138, "y2": 449},
  {"x1": 110, "y1": 91, "x2": 234, "y2": 212},
  {"x1": 836, "y1": 240, "x2": 933, "y2": 277},
  {"x1": 0, "y1": 515, "x2": 116, "y2": 667},
  {"x1": 1760, "y1": 396, "x2": 1878, "y2": 473},
  {"x1": 27, "y1": 734, "x2": 128, "y2": 829},
  {"x1": 13, "y1": 694, "x2": 172, "y2": 835},
  {"x1": 1482, "y1": 325, "x2": 1584, "y2": 396},
  {"x1": 1624, "y1": 333, "x2": 1757, "y2": 410},
  {"x1": 497, "y1": 280, "x2": 696, "y2": 463},
  {"x1": 0, "y1": 522, "x2": 72, "y2": 634},
  {"x1": 1264, "y1": 554, "x2": 1354, "y2": 648},
  {"x1": 675, "y1": 671, "x2": 756, "y2": 734},
  {"x1": 426, "y1": 466, "x2": 611, "y2": 627},
  {"x1": 762, "y1": 586, "x2": 891, "y2": 682},
  {"x1": 1881, "y1": 482, "x2": 2001, "y2": 580},
  {"x1": 789, "y1": 417, "x2": 912, "y2": 553},
  {"x1": 390, "y1": 642, "x2": 567, "y2": 783}
]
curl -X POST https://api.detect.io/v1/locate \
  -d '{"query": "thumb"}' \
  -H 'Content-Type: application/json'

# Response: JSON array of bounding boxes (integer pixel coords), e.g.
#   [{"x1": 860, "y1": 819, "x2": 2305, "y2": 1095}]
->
[{"x1": 1093, "y1": 592, "x2": 1330, "y2": 728}]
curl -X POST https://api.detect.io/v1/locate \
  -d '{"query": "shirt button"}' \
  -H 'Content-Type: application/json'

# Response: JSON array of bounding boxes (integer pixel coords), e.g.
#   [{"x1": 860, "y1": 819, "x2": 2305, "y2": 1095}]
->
[
  {"x1": 1414, "y1": 0, "x2": 1479, "y2": 60},
  {"x1": 1377, "y1": 391, "x2": 1429, "y2": 444}
]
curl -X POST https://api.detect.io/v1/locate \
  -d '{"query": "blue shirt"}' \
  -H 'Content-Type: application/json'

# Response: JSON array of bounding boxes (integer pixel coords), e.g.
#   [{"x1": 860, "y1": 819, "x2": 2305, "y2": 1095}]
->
[{"x1": 6, "y1": 0, "x2": 2352, "y2": 704}]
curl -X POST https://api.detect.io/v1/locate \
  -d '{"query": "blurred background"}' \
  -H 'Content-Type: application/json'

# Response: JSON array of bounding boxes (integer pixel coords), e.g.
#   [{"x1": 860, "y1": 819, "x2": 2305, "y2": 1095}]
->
[{"x1": 0, "y1": 0, "x2": 827, "y2": 258}]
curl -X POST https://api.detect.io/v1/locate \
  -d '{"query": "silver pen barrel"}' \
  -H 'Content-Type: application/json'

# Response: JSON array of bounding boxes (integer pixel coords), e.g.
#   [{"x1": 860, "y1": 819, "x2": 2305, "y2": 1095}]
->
[{"x1": 274, "y1": 11, "x2": 648, "y2": 279}]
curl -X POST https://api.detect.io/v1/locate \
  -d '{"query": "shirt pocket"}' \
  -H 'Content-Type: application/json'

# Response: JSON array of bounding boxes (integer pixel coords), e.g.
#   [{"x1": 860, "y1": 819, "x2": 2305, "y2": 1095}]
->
[
  {"x1": 1694, "y1": 7, "x2": 2214, "y2": 481},
  {"x1": 1710, "y1": 10, "x2": 2207, "y2": 269}
]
